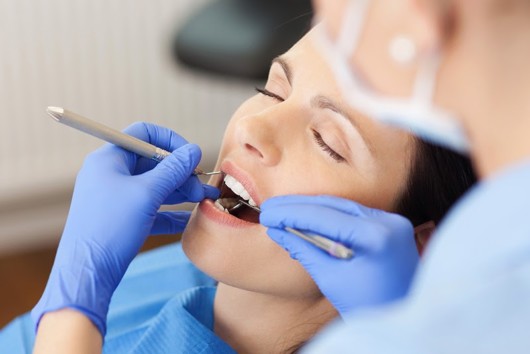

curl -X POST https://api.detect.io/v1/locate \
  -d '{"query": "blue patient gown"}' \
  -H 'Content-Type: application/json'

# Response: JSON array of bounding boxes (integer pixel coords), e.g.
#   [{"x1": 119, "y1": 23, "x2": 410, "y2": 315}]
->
[
  {"x1": 0, "y1": 243, "x2": 235, "y2": 353},
  {"x1": 305, "y1": 160, "x2": 530, "y2": 353}
]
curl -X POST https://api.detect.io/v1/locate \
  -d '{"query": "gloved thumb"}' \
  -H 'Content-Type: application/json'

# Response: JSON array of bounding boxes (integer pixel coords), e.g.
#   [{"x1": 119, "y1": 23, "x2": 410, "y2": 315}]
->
[
  {"x1": 144, "y1": 143, "x2": 202, "y2": 192},
  {"x1": 151, "y1": 211, "x2": 192, "y2": 235}
]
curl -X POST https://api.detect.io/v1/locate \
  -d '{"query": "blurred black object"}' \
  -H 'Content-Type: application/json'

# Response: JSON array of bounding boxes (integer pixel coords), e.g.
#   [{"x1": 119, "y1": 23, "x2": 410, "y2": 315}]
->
[{"x1": 173, "y1": 0, "x2": 313, "y2": 79}]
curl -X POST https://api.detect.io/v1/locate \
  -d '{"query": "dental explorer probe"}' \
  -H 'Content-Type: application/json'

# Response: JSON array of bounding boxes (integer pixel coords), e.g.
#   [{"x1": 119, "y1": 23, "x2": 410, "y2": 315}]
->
[
  {"x1": 46, "y1": 107, "x2": 221, "y2": 176},
  {"x1": 230, "y1": 200, "x2": 354, "y2": 260}
]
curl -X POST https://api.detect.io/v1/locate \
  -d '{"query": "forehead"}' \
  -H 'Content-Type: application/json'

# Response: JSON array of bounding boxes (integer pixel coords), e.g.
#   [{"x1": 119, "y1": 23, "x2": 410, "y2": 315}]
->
[
  {"x1": 284, "y1": 26, "x2": 330, "y2": 67},
  {"x1": 280, "y1": 26, "x2": 344, "y2": 96}
]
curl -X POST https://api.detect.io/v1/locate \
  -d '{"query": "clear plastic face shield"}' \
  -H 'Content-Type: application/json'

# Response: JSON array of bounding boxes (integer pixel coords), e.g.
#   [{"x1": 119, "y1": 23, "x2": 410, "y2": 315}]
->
[{"x1": 313, "y1": 0, "x2": 470, "y2": 154}]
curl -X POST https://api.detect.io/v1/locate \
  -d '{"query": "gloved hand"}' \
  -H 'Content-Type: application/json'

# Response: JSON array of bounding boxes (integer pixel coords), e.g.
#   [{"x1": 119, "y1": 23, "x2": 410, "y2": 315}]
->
[
  {"x1": 260, "y1": 195, "x2": 419, "y2": 318},
  {"x1": 31, "y1": 122, "x2": 219, "y2": 335}
]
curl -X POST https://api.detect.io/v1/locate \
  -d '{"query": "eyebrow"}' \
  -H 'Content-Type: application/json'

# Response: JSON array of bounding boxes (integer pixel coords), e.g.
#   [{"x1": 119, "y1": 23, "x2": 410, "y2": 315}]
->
[
  {"x1": 271, "y1": 56, "x2": 293, "y2": 86},
  {"x1": 311, "y1": 95, "x2": 374, "y2": 154},
  {"x1": 272, "y1": 55, "x2": 374, "y2": 153}
]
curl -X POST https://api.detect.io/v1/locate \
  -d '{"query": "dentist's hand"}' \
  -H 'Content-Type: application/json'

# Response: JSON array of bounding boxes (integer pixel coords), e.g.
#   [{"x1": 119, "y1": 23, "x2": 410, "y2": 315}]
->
[
  {"x1": 260, "y1": 195, "x2": 419, "y2": 319},
  {"x1": 31, "y1": 122, "x2": 219, "y2": 335}
]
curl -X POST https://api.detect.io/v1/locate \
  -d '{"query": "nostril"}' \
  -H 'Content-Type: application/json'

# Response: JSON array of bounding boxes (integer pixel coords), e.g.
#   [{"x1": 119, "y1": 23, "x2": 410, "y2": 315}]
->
[
  {"x1": 245, "y1": 143, "x2": 264, "y2": 158},
  {"x1": 236, "y1": 116, "x2": 281, "y2": 165}
]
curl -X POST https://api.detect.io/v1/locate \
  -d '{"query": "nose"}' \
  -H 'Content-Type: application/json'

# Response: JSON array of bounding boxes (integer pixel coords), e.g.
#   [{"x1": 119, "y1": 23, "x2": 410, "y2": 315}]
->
[{"x1": 235, "y1": 110, "x2": 284, "y2": 166}]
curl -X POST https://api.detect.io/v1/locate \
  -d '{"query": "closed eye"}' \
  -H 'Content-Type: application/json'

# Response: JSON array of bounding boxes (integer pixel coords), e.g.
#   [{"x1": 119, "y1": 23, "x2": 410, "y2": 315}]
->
[
  {"x1": 312, "y1": 130, "x2": 346, "y2": 163},
  {"x1": 257, "y1": 87, "x2": 345, "y2": 163},
  {"x1": 255, "y1": 87, "x2": 285, "y2": 102}
]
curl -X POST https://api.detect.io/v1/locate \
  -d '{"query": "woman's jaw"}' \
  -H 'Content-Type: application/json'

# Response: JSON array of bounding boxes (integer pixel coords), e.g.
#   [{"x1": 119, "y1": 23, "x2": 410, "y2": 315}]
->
[{"x1": 183, "y1": 158, "x2": 322, "y2": 299}]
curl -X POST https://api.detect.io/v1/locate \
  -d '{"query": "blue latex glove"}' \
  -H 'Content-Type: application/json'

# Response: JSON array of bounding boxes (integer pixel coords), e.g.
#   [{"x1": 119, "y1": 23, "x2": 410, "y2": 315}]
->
[
  {"x1": 260, "y1": 195, "x2": 419, "y2": 318},
  {"x1": 31, "y1": 122, "x2": 219, "y2": 335}
]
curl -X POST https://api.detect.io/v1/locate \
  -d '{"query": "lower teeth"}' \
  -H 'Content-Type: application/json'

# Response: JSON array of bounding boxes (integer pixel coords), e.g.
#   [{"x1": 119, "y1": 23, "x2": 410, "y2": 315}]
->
[
  {"x1": 215, "y1": 198, "x2": 240, "y2": 213},
  {"x1": 214, "y1": 200, "x2": 228, "y2": 213}
]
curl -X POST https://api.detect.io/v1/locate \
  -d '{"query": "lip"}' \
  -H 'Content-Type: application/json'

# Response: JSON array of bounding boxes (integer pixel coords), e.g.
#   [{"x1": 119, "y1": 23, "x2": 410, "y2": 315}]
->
[
  {"x1": 199, "y1": 199, "x2": 259, "y2": 228},
  {"x1": 198, "y1": 160, "x2": 263, "y2": 228},
  {"x1": 219, "y1": 160, "x2": 262, "y2": 206}
]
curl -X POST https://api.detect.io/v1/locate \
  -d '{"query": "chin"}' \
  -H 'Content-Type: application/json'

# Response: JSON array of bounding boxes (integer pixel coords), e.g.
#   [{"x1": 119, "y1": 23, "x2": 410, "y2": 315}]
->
[{"x1": 182, "y1": 205, "x2": 322, "y2": 299}]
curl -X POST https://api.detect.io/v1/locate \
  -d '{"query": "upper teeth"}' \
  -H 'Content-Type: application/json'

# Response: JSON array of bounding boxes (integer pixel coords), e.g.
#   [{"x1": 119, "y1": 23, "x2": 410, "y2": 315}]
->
[{"x1": 224, "y1": 174, "x2": 257, "y2": 207}]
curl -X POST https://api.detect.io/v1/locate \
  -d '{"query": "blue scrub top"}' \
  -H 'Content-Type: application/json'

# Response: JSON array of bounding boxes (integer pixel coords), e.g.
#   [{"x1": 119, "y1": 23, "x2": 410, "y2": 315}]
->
[
  {"x1": 305, "y1": 160, "x2": 530, "y2": 353},
  {"x1": 0, "y1": 243, "x2": 235, "y2": 353}
]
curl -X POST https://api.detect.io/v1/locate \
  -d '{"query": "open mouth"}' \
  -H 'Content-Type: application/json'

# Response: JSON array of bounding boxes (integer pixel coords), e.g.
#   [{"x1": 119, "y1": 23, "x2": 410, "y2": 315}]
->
[{"x1": 214, "y1": 174, "x2": 260, "y2": 223}]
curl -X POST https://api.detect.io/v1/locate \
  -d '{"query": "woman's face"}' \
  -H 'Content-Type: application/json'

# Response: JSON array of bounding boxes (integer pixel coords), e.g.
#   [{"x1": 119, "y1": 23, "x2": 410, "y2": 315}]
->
[{"x1": 182, "y1": 26, "x2": 414, "y2": 299}]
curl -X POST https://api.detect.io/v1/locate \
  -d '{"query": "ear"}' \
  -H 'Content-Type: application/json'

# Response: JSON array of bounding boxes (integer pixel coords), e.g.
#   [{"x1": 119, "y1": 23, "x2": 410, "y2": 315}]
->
[{"x1": 414, "y1": 220, "x2": 436, "y2": 256}]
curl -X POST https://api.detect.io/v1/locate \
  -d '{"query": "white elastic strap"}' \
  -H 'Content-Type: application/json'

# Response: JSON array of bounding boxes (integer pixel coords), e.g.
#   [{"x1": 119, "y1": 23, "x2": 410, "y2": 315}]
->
[
  {"x1": 337, "y1": 0, "x2": 372, "y2": 57},
  {"x1": 412, "y1": 53, "x2": 442, "y2": 107}
]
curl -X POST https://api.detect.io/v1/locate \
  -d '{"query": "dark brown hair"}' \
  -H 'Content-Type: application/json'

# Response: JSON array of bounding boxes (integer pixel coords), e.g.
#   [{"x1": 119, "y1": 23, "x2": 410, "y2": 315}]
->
[{"x1": 395, "y1": 139, "x2": 476, "y2": 227}]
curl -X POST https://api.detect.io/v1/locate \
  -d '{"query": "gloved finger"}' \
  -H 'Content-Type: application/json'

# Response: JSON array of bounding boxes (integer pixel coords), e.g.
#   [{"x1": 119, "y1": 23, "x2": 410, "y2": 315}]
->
[
  {"x1": 176, "y1": 180, "x2": 221, "y2": 202},
  {"x1": 162, "y1": 184, "x2": 220, "y2": 204},
  {"x1": 133, "y1": 156, "x2": 158, "y2": 175},
  {"x1": 176, "y1": 176, "x2": 207, "y2": 203},
  {"x1": 151, "y1": 211, "x2": 192, "y2": 235},
  {"x1": 121, "y1": 122, "x2": 192, "y2": 175},
  {"x1": 123, "y1": 122, "x2": 189, "y2": 152},
  {"x1": 83, "y1": 142, "x2": 138, "y2": 176},
  {"x1": 142, "y1": 144, "x2": 202, "y2": 194},
  {"x1": 261, "y1": 203, "x2": 390, "y2": 250},
  {"x1": 162, "y1": 191, "x2": 188, "y2": 205},
  {"x1": 84, "y1": 122, "x2": 191, "y2": 175},
  {"x1": 261, "y1": 195, "x2": 384, "y2": 218},
  {"x1": 203, "y1": 184, "x2": 221, "y2": 200}
]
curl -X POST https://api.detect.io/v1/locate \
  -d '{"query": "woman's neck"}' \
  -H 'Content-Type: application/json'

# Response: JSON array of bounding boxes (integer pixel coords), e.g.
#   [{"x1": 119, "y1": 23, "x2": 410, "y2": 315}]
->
[{"x1": 213, "y1": 282, "x2": 337, "y2": 354}]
